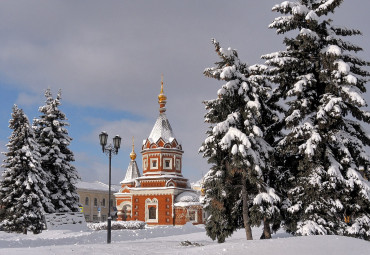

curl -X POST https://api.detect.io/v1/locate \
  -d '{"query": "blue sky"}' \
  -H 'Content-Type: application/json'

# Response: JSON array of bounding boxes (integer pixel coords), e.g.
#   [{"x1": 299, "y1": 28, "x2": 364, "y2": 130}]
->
[{"x1": 0, "y1": 0, "x2": 369, "y2": 184}]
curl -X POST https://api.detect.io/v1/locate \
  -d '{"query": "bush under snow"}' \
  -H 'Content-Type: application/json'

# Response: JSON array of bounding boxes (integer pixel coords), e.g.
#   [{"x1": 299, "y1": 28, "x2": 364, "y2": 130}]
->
[{"x1": 87, "y1": 221, "x2": 146, "y2": 231}]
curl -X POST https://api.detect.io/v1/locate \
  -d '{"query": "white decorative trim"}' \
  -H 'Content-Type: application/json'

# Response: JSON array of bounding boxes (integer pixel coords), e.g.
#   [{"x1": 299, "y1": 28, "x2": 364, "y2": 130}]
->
[
  {"x1": 141, "y1": 148, "x2": 184, "y2": 154},
  {"x1": 145, "y1": 198, "x2": 158, "y2": 223},
  {"x1": 141, "y1": 180, "x2": 163, "y2": 183},
  {"x1": 140, "y1": 171, "x2": 183, "y2": 176},
  {"x1": 146, "y1": 153, "x2": 161, "y2": 157},
  {"x1": 128, "y1": 187, "x2": 192, "y2": 197},
  {"x1": 160, "y1": 154, "x2": 162, "y2": 168},
  {"x1": 166, "y1": 179, "x2": 175, "y2": 187},
  {"x1": 171, "y1": 194, "x2": 174, "y2": 218},
  {"x1": 119, "y1": 185, "x2": 130, "y2": 193},
  {"x1": 143, "y1": 158, "x2": 148, "y2": 170}
]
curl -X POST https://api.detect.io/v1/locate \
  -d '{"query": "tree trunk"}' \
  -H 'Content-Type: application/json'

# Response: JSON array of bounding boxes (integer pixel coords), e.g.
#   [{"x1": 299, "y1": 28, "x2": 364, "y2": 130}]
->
[
  {"x1": 241, "y1": 180, "x2": 253, "y2": 240},
  {"x1": 262, "y1": 217, "x2": 272, "y2": 239}
]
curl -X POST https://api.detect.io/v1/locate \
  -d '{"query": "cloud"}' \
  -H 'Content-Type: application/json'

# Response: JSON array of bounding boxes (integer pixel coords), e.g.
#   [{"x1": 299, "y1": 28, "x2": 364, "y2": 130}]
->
[
  {"x1": 74, "y1": 151, "x2": 123, "y2": 184},
  {"x1": 83, "y1": 118, "x2": 153, "y2": 149},
  {"x1": 16, "y1": 92, "x2": 43, "y2": 107},
  {"x1": 0, "y1": 0, "x2": 369, "y2": 183}
]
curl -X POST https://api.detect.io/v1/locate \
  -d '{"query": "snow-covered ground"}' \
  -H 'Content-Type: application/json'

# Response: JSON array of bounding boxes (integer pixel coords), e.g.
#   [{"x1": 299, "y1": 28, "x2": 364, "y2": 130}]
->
[{"x1": 0, "y1": 224, "x2": 369, "y2": 255}]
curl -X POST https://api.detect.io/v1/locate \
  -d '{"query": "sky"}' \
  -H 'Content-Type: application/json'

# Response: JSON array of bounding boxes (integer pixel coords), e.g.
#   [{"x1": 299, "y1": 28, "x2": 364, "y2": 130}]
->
[{"x1": 0, "y1": 0, "x2": 369, "y2": 184}]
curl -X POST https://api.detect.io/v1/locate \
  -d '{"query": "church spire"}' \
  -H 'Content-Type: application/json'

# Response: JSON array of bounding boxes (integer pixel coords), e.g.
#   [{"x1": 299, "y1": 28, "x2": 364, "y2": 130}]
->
[
  {"x1": 129, "y1": 136, "x2": 136, "y2": 161},
  {"x1": 158, "y1": 74, "x2": 167, "y2": 113}
]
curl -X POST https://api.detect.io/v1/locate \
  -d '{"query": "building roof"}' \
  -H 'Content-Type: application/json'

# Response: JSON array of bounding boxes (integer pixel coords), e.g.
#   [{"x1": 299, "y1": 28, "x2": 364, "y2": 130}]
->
[
  {"x1": 174, "y1": 191, "x2": 201, "y2": 207},
  {"x1": 147, "y1": 113, "x2": 176, "y2": 144},
  {"x1": 175, "y1": 191, "x2": 199, "y2": 203},
  {"x1": 76, "y1": 181, "x2": 120, "y2": 192},
  {"x1": 121, "y1": 160, "x2": 141, "y2": 184}
]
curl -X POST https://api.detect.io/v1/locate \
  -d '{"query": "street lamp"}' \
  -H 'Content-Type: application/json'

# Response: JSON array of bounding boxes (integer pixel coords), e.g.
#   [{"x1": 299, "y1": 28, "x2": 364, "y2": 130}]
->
[{"x1": 99, "y1": 131, "x2": 121, "y2": 244}]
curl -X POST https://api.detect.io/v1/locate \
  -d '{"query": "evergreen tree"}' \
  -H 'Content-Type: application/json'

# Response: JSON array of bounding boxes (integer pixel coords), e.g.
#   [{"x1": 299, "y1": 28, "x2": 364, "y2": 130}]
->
[
  {"x1": 33, "y1": 89, "x2": 80, "y2": 213},
  {"x1": 0, "y1": 105, "x2": 53, "y2": 233},
  {"x1": 263, "y1": 0, "x2": 370, "y2": 239},
  {"x1": 200, "y1": 39, "x2": 281, "y2": 242}
]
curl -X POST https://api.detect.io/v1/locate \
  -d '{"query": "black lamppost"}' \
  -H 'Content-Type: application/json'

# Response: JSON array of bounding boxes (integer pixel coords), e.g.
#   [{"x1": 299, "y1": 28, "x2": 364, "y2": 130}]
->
[{"x1": 99, "y1": 131, "x2": 121, "y2": 244}]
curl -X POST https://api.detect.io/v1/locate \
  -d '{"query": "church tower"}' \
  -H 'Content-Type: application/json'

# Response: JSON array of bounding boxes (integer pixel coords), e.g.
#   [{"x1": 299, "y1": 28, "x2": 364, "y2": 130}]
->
[
  {"x1": 141, "y1": 76, "x2": 187, "y2": 187},
  {"x1": 115, "y1": 76, "x2": 202, "y2": 225}
]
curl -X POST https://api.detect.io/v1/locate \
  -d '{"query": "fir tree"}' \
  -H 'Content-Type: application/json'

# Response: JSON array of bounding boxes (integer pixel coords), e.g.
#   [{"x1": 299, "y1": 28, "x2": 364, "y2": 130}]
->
[
  {"x1": 200, "y1": 39, "x2": 281, "y2": 242},
  {"x1": 263, "y1": 0, "x2": 370, "y2": 239},
  {"x1": 33, "y1": 89, "x2": 80, "y2": 213},
  {"x1": 0, "y1": 105, "x2": 53, "y2": 233}
]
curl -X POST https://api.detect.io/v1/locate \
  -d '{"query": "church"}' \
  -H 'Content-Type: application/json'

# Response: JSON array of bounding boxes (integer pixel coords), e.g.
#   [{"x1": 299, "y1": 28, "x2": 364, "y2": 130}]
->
[{"x1": 114, "y1": 78, "x2": 203, "y2": 225}]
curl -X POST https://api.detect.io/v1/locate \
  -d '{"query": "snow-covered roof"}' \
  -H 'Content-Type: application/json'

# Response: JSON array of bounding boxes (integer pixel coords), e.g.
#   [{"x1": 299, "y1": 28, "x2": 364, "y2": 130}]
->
[
  {"x1": 147, "y1": 113, "x2": 176, "y2": 144},
  {"x1": 175, "y1": 191, "x2": 199, "y2": 203},
  {"x1": 174, "y1": 191, "x2": 201, "y2": 207},
  {"x1": 121, "y1": 160, "x2": 141, "y2": 184},
  {"x1": 76, "y1": 181, "x2": 120, "y2": 192}
]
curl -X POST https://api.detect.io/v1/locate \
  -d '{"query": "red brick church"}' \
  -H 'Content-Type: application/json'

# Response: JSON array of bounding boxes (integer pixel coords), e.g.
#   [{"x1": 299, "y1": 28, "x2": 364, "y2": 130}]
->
[{"x1": 114, "y1": 78, "x2": 203, "y2": 225}]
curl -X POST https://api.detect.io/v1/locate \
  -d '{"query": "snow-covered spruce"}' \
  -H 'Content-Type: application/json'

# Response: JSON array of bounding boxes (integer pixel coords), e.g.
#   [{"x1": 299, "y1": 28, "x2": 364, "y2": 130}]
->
[
  {"x1": 0, "y1": 105, "x2": 53, "y2": 233},
  {"x1": 263, "y1": 0, "x2": 370, "y2": 240},
  {"x1": 33, "y1": 89, "x2": 80, "y2": 213},
  {"x1": 87, "y1": 221, "x2": 146, "y2": 231},
  {"x1": 200, "y1": 39, "x2": 281, "y2": 242}
]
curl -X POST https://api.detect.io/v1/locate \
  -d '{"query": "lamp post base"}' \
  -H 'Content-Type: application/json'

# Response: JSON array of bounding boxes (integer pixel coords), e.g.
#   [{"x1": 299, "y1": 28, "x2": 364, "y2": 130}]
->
[{"x1": 107, "y1": 217, "x2": 112, "y2": 244}]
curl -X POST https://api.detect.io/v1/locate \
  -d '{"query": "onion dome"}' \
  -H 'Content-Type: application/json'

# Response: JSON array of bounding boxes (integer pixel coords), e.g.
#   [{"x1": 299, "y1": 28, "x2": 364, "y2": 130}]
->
[
  {"x1": 158, "y1": 74, "x2": 167, "y2": 113},
  {"x1": 129, "y1": 136, "x2": 137, "y2": 161}
]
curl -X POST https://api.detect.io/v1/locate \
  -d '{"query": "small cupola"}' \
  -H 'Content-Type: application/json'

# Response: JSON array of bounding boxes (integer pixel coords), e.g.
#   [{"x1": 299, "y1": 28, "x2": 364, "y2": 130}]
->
[{"x1": 121, "y1": 137, "x2": 141, "y2": 184}]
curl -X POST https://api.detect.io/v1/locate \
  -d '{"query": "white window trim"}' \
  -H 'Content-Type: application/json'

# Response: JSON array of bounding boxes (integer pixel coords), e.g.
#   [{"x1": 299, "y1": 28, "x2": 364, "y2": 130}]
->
[
  {"x1": 150, "y1": 158, "x2": 158, "y2": 170},
  {"x1": 163, "y1": 158, "x2": 173, "y2": 170},
  {"x1": 145, "y1": 198, "x2": 158, "y2": 223},
  {"x1": 143, "y1": 159, "x2": 148, "y2": 170},
  {"x1": 175, "y1": 158, "x2": 181, "y2": 171},
  {"x1": 188, "y1": 209, "x2": 198, "y2": 223}
]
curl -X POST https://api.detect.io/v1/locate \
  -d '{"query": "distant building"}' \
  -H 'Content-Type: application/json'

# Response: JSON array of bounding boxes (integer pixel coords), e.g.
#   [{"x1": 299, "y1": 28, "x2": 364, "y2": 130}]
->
[
  {"x1": 76, "y1": 181, "x2": 120, "y2": 222},
  {"x1": 114, "y1": 79, "x2": 203, "y2": 225}
]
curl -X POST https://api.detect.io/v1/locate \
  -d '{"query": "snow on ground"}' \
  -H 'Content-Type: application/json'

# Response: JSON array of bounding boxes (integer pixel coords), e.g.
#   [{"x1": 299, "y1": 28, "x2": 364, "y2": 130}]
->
[{"x1": 0, "y1": 223, "x2": 369, "y2": 255}]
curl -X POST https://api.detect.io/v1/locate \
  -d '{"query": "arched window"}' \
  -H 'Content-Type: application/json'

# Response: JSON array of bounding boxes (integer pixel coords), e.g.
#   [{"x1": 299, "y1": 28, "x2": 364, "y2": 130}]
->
[
  {"x1": 149, "y1": 207, "x2": 156, "y2": 220},
  {"x1": 94, "y1": 198, "x2": 98, "y2": 207},
  {"x1": 102, "y1": 198, "x2": 106, "y2": 207},
  {"x1": 85, "y1": 197, "x2": 89, "y2": 206}
]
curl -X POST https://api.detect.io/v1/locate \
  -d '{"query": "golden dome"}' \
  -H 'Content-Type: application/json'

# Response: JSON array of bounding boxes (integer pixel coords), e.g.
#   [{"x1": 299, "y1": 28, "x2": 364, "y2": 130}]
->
[
  {"x1": 130, "y1": 136, "x2": 136, "y2": 161},
  {"x1": 158, "y1": 74, "x2": 167, "y2": 103}
]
